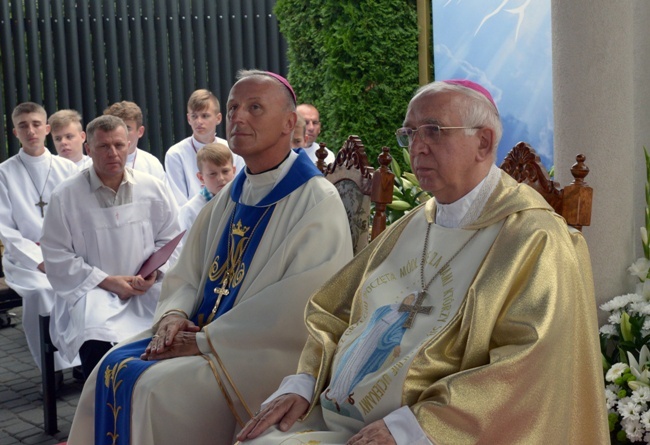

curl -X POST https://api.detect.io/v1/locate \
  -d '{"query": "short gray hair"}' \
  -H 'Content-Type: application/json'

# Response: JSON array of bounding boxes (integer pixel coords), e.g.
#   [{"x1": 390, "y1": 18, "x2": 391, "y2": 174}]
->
[
  {"x1": 411, "y1": 81, "x2": 503, "y2": 155},
  {"x1": 85, "y1": 115, "x2": 128, "y2": 146}
]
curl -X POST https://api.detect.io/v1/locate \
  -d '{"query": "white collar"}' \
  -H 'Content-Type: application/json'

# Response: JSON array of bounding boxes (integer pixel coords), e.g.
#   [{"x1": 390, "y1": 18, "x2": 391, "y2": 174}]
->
[
  {"x1": 435, "y1": 164, "x2": 501, "y2": 228},
  {"x1": 240, "y1": 150, "x2": 297, "y2": 205}
]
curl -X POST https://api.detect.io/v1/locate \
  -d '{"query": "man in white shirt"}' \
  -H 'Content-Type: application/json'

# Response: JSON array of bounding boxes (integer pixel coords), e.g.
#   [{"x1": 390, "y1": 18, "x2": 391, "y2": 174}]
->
[
  {"x1": 297, "y1": 103, "x2": 335, "y2": 165},
  {"x1": 40, "y1": 115, "x2": 181, "y2": 378},
  {"x1": 0, "y1": 102, "x2": 79, "y2": 371},
  {"x1": 103, "y1": 101, "x2": 167, "y2": 182}
]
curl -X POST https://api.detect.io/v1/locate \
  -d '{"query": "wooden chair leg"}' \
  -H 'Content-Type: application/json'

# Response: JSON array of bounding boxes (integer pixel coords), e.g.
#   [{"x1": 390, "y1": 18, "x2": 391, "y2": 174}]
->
[{"x1": 39, "y1": 313, "x2": 58, "y2": 435}]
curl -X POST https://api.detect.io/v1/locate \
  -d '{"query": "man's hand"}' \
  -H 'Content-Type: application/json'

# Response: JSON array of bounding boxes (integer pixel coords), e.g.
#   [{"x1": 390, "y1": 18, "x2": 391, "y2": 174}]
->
[
  {"x1": 37, "y1": 262, "x2": 45, "y2": 273},
  {"x1": 346, "y1": 420, "x2": 396, "y2": 445},
  {"x1": 131, "y1": 270, "x2": 157, "y2": 293},
  {"x1": 140, "y1": 331, "x2": 200, "y2": 360},
  {"x1": 141, "y1": 314, "x2": 200, "y2": 359},
  {"x1": 99, "y1": 275, "x2": 144, "y2": 300},
  {"x1": 237, "y1": 393, "x2": 309, "y2": 441}
]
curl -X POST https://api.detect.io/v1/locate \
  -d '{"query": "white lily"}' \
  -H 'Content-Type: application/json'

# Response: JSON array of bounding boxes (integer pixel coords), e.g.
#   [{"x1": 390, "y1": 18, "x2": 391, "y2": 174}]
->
[
  {"x1": 628, "y1": 345, "x2": 650, "y2": 390},
  {"x1": 629, "y1": 257, "x2": 650, "y2": 281}
]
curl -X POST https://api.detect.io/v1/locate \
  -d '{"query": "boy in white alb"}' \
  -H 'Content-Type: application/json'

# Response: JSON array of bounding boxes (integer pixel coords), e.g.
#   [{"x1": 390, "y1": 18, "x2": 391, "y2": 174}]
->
[
  {"x1": 49, "y1": 109, "x2": 92, "y2": 170},
  {"x1": 178, "y1": 142, "x2": 236, "y2": 242},
  {"x1": 165, "y1": 89, "x2": 244, "y2": 205},
  {"x1": 0, "y1": 102, "x2": 79, "y2": 371}
]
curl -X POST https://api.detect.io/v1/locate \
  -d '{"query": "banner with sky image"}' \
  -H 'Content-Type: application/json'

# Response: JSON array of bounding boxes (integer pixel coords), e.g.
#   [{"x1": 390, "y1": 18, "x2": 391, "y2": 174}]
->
[{"x1": 432, "y1": 0, "x2": 553, "y2": 169}]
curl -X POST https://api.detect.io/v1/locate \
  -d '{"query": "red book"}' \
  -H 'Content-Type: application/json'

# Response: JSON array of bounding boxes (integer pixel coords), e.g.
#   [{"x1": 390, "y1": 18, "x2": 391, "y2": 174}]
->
[{"x1": 137, "y1": 230, "x2": 186, "y2": 277}]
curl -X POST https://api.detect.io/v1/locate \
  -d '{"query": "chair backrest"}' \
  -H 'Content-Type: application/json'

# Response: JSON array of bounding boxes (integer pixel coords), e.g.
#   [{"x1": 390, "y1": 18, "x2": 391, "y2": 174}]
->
[
  {"x1": 319, "y1": 136, "x2": 394, "y2": 254},
  {"x1": 500, "y1": 142, "x2": 592, "y2": 231}
]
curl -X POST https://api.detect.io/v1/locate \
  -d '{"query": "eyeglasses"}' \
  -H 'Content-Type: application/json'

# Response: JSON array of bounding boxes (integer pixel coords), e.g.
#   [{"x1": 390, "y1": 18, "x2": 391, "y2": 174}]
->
[{"x1": 395, "y1": 124, "x2": 480, "y2": 147}]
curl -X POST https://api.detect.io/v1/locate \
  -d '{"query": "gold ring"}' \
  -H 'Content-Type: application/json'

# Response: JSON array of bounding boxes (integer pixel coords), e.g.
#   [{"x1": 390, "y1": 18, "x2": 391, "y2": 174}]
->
[{"x1": 152, "y1": 335, "x2": 160, "y2": 338}]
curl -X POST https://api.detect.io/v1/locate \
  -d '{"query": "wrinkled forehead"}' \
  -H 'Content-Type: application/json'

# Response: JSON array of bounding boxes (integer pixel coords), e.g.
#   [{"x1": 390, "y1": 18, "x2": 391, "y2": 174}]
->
[
  {"x1": 404, "y1": 91, "x2": 463, "y2": 125},
  {"x1": 228, "y1": 76, "x2": 278, "y2": 103}
]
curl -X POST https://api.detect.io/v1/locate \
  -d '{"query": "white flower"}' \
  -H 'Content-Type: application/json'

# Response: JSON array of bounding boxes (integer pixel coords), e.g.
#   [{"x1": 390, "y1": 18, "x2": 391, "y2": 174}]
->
[
  {"x1": 622, "y1": 416, "x2": 645, "y2": 441},
  {"x1": 642, "y1": 410, "x2": 650, "y2": 429},
  {"x1": 632, "y1": 386, "x2": 650, "y2": 404},
  {"x1": 642, "y1": 227, "x2": 648, "y2": 247},
  {"x1": 628, "y1": 346, "x2": 650, "y2": 389},
  {"x1": 619, "y1": 397, "x2": 643, "y2": 420},
  {"x1": 609, "y1": 312, "x2": 622, "y2": 325},
  {"x1": 607, "y1": 362, "x2": 630, "y2": 382},
  {"x1": 606, "y1": 388, "x2": 620, "y2": 409},
  {"x1": 630, "y1": 257, "x2": 650, "y2": 280},
  {"x1": 602, "y1": 294, "x2": 644, "y2": 312},
  {"x1": 600, "y1": 324, "x2": 617, "y2": 335},
  {"x1": 630, "y1": 302, "x2": 650, "y2": 316}
]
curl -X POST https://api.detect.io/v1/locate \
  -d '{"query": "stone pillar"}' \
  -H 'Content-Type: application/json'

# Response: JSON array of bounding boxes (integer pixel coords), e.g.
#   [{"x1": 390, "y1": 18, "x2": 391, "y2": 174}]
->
[{"x1": 552, "y1": 1, "x2": 650, "y2": 320}]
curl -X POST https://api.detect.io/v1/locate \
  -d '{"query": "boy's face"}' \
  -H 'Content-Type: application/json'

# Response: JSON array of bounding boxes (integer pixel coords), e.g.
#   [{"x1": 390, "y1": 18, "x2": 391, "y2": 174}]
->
[
  {"x1": 12, "y1": 112, "x2": 50, "y2": 156},
  {"x1": 187, "y1": 104, "x2": 222, "y2": 142},
  {"x1": 196, "y1": 160, "x2": 236, "y2": 196},
  {"x1": 51, "y1": 123, "x2": 86, "y2": 162},
  {"x1": 291, "y1": 125, "x2": 306, "y2": 149},
  {"x1": 123, "y1": 119, "x2": 145, "y2": 154}
]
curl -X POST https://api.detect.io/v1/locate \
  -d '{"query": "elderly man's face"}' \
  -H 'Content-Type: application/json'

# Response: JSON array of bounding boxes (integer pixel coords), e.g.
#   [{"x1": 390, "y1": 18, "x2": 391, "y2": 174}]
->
[
  {"x1": 226, "y1": 77, "x2": 295, "y2": 173},
  {"x1": 404, "y1": 92, "x2": 485, "y2": 204}
]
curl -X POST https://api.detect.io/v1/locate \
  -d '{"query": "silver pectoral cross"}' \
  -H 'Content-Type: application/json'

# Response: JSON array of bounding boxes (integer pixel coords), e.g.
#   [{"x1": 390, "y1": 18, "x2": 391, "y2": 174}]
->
[
  {"x1": 398, "y1": 291, "x2": 433, "y2": 328},
  {"x1": 36, "y1": 197, "x2": 47, "y2": 217}
]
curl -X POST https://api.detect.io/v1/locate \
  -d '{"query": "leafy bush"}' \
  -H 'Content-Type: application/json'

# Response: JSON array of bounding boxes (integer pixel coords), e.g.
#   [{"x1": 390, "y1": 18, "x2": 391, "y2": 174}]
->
[{"x1": 275, "y1": 0, "x2": 420, "y2": 172}]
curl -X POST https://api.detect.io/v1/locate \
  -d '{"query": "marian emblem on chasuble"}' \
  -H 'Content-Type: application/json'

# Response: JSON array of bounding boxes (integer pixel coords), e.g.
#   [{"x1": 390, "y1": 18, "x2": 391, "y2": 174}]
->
[{"x1": 208, "y1": 219, "x2": 250, "y2": 288}]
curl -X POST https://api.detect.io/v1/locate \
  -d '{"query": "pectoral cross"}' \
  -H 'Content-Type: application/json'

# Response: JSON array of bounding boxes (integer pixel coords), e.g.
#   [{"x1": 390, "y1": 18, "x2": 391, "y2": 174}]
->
[
  {"x1": 207, "y1": 272, "x2": 230, "y2": 324},
  {"x1": 398, "y1": 291, "x2": 433, "y2": 328},
  {"x1": 35, "y1": 197, "x2": 47, "y2": 217}
]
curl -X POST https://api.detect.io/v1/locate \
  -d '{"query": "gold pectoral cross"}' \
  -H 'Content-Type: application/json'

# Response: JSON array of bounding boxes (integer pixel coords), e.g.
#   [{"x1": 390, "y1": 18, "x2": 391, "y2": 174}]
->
[
  {"x1": 36, "y1": 197, "x2": 47, "y2": 217},
  {"x1": 398, "y1": 291, "x2": 433, "y2": 328},
  {"x1": 206, "y1": 272, "x2": 231, "y2": 325}
]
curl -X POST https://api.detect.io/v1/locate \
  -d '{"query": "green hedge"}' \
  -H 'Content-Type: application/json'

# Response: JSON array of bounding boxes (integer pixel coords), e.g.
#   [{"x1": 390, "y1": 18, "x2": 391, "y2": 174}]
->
[{"x1": 275, "y1": 0, "x2": 420, "y2": 170}]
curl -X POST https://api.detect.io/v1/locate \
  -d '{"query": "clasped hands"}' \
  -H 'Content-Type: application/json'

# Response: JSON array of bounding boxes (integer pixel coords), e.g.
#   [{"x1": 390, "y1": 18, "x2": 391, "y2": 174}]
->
[
  {"x1": 140, "y1": 314, "x2": 201, "y2": 361},
  {"x1": 237, "y1": 394, "x2": 396, "y2": 444}
]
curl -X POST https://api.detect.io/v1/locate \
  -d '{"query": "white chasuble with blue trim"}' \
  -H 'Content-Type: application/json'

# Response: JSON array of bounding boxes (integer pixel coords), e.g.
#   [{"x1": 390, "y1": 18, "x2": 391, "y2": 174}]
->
[{"x1": 94, "y1": 151, "x2": 322, "y2": 445}]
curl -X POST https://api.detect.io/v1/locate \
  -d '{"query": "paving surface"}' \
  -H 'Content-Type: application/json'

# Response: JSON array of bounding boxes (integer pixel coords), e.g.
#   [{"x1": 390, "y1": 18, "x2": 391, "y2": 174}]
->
[{"x1": 0, "y1": 307, "x2": 80, "y2": 445}]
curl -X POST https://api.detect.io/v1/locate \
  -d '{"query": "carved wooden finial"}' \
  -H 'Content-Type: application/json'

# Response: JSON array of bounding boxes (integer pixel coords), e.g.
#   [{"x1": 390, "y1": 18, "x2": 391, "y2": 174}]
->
[
  {"x1": 570, "y1": 153, "x2": 589, "y2": 185},
  {"x1": 315, "y1": 142, "x2": 329, "y2": 173}
]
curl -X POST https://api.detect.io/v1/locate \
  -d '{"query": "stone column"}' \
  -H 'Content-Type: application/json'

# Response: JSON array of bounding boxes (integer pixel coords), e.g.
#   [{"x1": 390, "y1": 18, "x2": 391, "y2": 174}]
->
[{"x1": 552, "y1": 0, "x2": 650, "y2": 320}]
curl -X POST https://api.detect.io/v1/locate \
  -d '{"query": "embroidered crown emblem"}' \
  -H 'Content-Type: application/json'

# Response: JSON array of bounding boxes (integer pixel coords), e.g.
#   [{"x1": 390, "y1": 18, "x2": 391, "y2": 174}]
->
[{"x1": 231, "y1": 220, "x2": 249, "y2": 237}]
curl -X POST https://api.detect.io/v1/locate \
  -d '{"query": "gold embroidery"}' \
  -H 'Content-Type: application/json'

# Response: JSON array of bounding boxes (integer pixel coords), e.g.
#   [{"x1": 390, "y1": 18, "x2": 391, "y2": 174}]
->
[{"x1": 103, "y1": 357, "x2": 136, "y2": 445}]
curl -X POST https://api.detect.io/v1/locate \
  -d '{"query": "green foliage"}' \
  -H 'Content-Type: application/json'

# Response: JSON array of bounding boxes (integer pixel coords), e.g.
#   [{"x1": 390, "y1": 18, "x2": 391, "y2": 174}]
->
[
  {"x1": 386, "y1": 148, "x2": 431, "y2": 223},
  {"x1": 275, "y1": 0, "x2": 420, "y2": 172}
]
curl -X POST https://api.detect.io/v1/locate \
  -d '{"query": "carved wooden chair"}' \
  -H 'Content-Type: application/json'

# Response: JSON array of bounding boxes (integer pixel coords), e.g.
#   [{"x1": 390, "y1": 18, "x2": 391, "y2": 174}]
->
[
  {"x1": 500, "y1": 142, "x2": 592, "y2": 231},
  {"x1": 317, "y1": 136, "x2": 394, "y2": 255}
]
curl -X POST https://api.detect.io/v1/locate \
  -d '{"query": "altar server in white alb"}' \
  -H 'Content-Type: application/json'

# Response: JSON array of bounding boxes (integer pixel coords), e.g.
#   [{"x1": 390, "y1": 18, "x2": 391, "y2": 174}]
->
[
  {"x1": 66, "y1": 70, "x2": 352, "y2": 445},
  {"x1": 0, "y1": 102, "x2": 79, "y2": 370},
  {"x1": 165, "y1": 88, "x2": 245, "y2": 205},
  {"x1": 297, "y1": 103, "x2": 335, "y2": 164},
  {"x1": 103, "y1": 101, "x2": 167, "y2": 182},
  {"x1": 49, "y1": 109, "x2": 93, "y2": 170},
  {"x1": 40, "y1": 115, "x2": 181, "y2": 379}
]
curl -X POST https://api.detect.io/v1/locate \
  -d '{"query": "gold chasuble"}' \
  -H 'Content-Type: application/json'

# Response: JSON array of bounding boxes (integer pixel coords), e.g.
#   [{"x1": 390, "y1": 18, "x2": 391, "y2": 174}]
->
[{"x1": 245, "y1": 171, "x2": 608, "y2": 444}]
